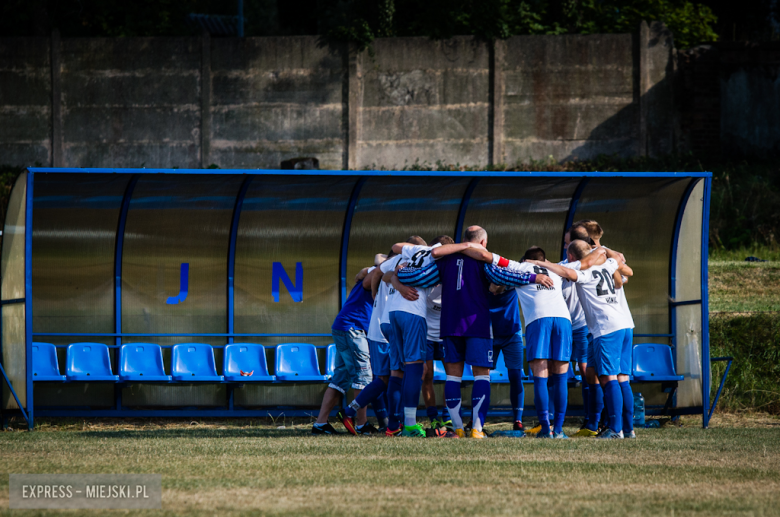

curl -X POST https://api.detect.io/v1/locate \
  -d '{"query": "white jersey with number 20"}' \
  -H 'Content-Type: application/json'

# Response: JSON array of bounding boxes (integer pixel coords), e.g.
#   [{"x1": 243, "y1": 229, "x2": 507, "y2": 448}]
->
[{"x1": 574, "y1": 258, "x2": 634, "y2": 339}]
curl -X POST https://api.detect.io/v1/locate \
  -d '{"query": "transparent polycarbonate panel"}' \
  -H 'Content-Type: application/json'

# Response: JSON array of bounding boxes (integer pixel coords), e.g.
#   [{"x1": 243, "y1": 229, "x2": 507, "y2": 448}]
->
[
  {"x1": 34, "y1": 384, "x2": 114, "y2": 408},
  {"x1": 122, "y1": 384, "x2": 226, "y2": 407},
  {"x1": 572, "y1": 178, "x2": 690, "y2": 336},
  {"x1": 346, "y1": 177, "x2": 470, "y2": 284},
  {"x1": 32, "y1": 173, "x2": 130, "y2": 333},
  {"x1": 674, "y1": 179, "x2": 704, "y2": 408},
  {"x1": 234, "y1": 176, "x2": 357, "y2": 336},
  {"x1": 121, "y1": 175, "x2": 244, "y2": 336},
  {"x1": 463, "y1": 178, "x2": 580, "y2": 263},
  {"x1": 1, "y1": 172, "x2": 27, "y2": 301},
  {"x1": 2, "y1": 303, "x2": 26, "y2": 409}
]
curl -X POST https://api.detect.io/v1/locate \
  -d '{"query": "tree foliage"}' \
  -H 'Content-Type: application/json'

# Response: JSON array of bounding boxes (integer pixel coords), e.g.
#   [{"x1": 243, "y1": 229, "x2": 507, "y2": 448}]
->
[{"x1": 320, "y1": 0, "x2": 719, "y2": 50}]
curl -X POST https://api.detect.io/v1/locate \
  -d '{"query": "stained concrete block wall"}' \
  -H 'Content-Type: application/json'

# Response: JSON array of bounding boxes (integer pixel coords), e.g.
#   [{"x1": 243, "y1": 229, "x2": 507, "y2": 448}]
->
[
  {"x1": 0, "y1": 38, "x2": 51, "y2": 167},
  {"x1": 60, "y1": 38, "x2": 202, "y2": 168},
  {"x1": 210, "y1": 37, "x2": 346, "y2": 169},
  {"x1": 1, "y1": 29, "x2": 683, "y2": 170},
  {"x1": 357, "y1": 37, "x2": 490, "y2": 169},
  {"x1": 500, "y1": 34, "x2": 637, "y2": 164}
]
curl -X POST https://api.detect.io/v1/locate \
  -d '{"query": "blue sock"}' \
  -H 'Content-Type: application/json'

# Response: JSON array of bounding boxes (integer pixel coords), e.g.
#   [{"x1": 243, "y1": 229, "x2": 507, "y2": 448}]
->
[
  {"x1": 581, "y1": 383, "x2": 590, "y2": 423},
  {"x1": 508, "y1": 368, "x2": 524, "y2": 422},
  {"x1": 444, "y1": 376, "x2": 464, "y2": 430},
  {"x1": 587, "y1": 382, "x2": 603, "y2": 431},
  {"x1": 603, "y1": 380, "x2": 623, "y2": 434},
  {"x1": 471, "y1": 376, "x2": 491, "y2": 431},
  {"x1": 426, "y1": 406, "x2": 438, "y2": 420},
  {"x1": 547, "y1": 378, "x2": 555, "y2": 419},
  {"x1": 345, "y1": 377, "x2": 387, "y2": 418},
  {"x1": 620, "y1": 381, "x2": 634, "y2": 433},
  {"x1": 402, "y1": 363, "x2": 424, "y2": 427},
  {"x1": 550, "y1": 372, "x2": 568, "y2": 434},
  {"x1": 533, "y1": 376, "x2": 550, "y2": 435},
  {"x1": 387, "y1": 376, "x2": 404, "y2": 431},
  {"x1": 372, "y1": 386, "x2": 389, "y2": 425}
]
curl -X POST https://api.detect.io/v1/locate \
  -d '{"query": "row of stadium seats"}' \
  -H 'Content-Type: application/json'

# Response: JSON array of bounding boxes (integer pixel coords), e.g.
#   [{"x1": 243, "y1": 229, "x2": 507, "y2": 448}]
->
[{"x1": 33, "y1": 341, "x2": 681, "y2": 384}]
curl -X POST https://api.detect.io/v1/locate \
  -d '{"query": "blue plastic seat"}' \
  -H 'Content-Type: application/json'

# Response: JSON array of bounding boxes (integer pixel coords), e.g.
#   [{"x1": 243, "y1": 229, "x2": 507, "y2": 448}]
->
[
  {"x1": 171, "y1": 343, "x2": 224, "y2": 382},
  {"x1": 119, "y1": 343, "x2": 172, "y2": 382},
  {"x1": 433, "y1": 360, "x2": 447, "y2": 382},
  {"x1": 223, "y1": 344, "x2": 275, "y2": 382},
  {"x1": 633, "y1": 344, "x2": 684, "y2": 382},
  {"x1": 462, "y1": 363, "x2": 475, "y2": 382},
  {"x1": 326, "y1": 344, "x2": 337, "y2": 379},
  {"x1": 275, "y1": 343, "x2": 328, "y2": 382},
  {"x1": 490, "y1": 354, "x2": 510, "y2": 384},
  {"x1": 32, "y1": 342, "x2": 66, "y2": 381},
  {"x1": 66, "y1": 343, "x2": 119, "y2": 381}
]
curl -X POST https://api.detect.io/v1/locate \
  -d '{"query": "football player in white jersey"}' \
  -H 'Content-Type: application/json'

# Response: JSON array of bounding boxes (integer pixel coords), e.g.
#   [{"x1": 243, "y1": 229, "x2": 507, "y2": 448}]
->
[
  {"x1": 485, "y1": 246, "x2": 577, "y2": 438},
  {"x1": 563, "y1": 240, "x2": 635, "y2": 439},
  {"x1": 562, "y1": 225, "x2": 605, "y2": 437},
  {"x1": 390, "y1": 235, "x2": 456, "y2": 437}
]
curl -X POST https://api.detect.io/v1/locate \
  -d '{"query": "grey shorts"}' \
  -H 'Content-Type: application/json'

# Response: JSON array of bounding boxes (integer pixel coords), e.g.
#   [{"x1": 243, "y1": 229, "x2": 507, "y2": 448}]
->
[{"x1": 329, "y1": 328, "x2": 372, "y2": 393}]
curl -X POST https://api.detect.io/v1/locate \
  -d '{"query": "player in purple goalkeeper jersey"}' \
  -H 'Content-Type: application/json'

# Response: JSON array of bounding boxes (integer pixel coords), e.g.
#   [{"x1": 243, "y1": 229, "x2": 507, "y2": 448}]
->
[{"x1": 397, "y1": 225, "x2": 553, "y2": 438}]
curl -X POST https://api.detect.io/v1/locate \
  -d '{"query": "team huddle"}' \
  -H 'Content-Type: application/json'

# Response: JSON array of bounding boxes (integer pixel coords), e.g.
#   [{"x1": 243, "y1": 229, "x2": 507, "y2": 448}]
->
[{"x1": 312, "y1": 220, "x2": 637, "y2": 440}]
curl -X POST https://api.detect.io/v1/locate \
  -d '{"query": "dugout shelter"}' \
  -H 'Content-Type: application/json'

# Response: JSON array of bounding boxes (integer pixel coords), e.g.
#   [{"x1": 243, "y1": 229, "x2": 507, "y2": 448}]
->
[{"x1": 1, "y1": 168, "x2": 714, "y2": 429}]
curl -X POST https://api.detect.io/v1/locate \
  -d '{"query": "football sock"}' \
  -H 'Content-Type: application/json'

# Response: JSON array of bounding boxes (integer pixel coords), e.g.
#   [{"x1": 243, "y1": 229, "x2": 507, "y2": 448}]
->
[
  {"x1": 444, "y1": 376, "x2": 464, "y2": 430},
  {"x1": 402, "y1": 363, "x2": 424, "y2": 427},
  {"x1": 586, "y1": 382, "x2": 602, "y2": 431},
  {"x1": 533, "y1": 376, "x2": 550, "y2": 435},
  {"x1": 387, "y1": 376, "x2": 404, "y2": 431},
  {"x1": 581, "y1": 382, "x2": 590, "y2": 424},
  {"x1": 372, "y1": 389, "x2": 389, "y2": 426},
  {"x1": 620, "y1": 380, "x2": 634, "y2": 433},
  {"x1": 345, "y1": 377, "x2": 386, "y2": 418},
  {"x1": 426, "y1": 406, "x2": 439, "y2": 421},
  {"x1": 471, "y1": 375, "x2": 491, "y2": 432},
  {"x1": 604, "y1": 380, "x2": 623, "y2": 434},
  {"x1": 550, "y1": 372, "x2": 568, "y2": 435},
  {"x1": 508, "y1": 368, "x2": 524, "y2": 422},
  {"x1": 547, "y1": 378, "x2": 556, "y2": 419}
]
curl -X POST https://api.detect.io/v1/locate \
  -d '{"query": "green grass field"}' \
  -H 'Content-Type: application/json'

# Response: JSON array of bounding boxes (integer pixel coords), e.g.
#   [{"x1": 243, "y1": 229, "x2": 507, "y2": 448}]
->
[{"x1": 1, "y1": 414, "x2": 779, "y2": 516}]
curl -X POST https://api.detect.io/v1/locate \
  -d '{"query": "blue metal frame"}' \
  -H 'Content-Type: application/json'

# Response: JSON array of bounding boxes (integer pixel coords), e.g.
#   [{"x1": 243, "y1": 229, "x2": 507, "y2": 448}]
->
[
  {"x1": 454, "y1": 178, "x2": 480, "y2": 243},
  {"x1": 227, "y1": 176, "x2": 254, "y2": 344},
  {"x1": 28, "y1": 168, "x2": 713, "y2": 178},
  {"x1": 114, "y1": 175, "x2": 139, "y2": 349},
  {"x1": 11, "y1": 168, "x2": 713, "y2": 428},
  {"x1": 24, "y1": 171, "x2": 34, "y2": 429},
  {"x1": 561, "y1": 178, "x2": 589, "y2": 260},
  {"x1": 339, "y1": 177, "x2": 365, "y2": 307},
  {"x1": 700, "y1": 177, "x2": 712, "y2": 428}
]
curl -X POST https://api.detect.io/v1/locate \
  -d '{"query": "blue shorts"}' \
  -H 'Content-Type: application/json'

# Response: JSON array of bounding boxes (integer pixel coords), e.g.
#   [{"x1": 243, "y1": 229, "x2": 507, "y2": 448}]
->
[
  {"x1": 593, "y1": 328, "x2": 633, "y2": 376},
  {"x1": 368, "y1": 339, "x2": 390, "y2": 377},
  {"x1": 525, "y1": 317, "x2": 573, "y2": 362},
  {"x1": 572, "y1": 325, "x2": 590, "y2": 365},
  {"x1": 443, "y1": 336, "x2": 494, "y2": 368},
  {"x1": 426, "y1": 340, "x2": 445, "y2": 361},
  {"x1": 492, "y1": 333, "x2": 524, "y2": 370},
  {"x1": 389, "y1": 311, "x2": 427, "y2": 370},
  {"x1": 329, "y1": 328, "x2": 373, "y2": 393}
]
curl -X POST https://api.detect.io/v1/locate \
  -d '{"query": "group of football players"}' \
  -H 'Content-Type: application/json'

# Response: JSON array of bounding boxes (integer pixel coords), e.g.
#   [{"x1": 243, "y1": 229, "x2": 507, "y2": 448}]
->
[{"x1": 311, "y1": 220, "x2": 637, "y2": 439}]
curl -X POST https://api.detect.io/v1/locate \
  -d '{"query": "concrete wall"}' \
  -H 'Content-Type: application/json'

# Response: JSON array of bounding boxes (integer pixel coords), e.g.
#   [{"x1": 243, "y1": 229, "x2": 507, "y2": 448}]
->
[{"x1": 1, "y1": 25, "x2": 680, "y2": 170}]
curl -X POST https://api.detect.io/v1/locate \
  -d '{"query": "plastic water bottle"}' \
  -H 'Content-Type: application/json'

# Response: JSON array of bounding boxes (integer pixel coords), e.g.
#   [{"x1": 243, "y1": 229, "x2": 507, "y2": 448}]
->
[{"x1": 633, "y1": 392, "x2": 645, "y2": 427}]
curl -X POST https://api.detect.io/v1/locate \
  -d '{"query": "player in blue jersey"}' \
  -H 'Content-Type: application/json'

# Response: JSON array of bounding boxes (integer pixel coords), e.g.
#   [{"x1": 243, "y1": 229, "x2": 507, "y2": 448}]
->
[
  {"x1": 397, "y1": 226, "x2": 551, "y2": 438},
  {"x1": 312, "y1": 265, "x2": 377, "y2": 435},
  {"x1": 487, "y1": 284, "x2": 527, "y2": 435}
]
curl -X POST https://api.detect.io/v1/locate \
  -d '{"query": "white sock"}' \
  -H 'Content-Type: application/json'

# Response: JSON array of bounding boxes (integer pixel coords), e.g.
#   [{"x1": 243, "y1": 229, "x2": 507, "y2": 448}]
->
[{"x1": 404, "y1": 407, "x2": 417, "y2": 427}]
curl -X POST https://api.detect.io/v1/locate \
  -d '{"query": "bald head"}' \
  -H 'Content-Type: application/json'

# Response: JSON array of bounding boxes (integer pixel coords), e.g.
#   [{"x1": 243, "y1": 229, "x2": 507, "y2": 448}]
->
[
  {"x1": 463, "y1": 225, "x2": 487, "y2": 246},
  {"x1": 568, "y1": 240, "x2": 592, "y2": 261}
]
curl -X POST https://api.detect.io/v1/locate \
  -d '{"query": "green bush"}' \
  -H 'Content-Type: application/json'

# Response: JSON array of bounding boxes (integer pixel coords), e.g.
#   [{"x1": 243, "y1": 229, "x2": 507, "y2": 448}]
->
[{"x1": 710, "y1": 313, "x2": 780, "y2": 414}]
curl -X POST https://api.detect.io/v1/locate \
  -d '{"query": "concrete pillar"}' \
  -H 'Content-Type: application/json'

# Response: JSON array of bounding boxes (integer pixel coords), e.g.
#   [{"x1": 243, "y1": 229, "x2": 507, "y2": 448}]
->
[
  {"x1": 346, "y1": 45, "x2": 362, "y2": 170},
  {"x1": 50, "y1": 29, "x2": 62, "y2": 167},
  {"x1": 200, "y1": 31, "x2": 211, "y2": 168},
  {"x1": 490, "y1": 40, "x2": 506, "y2": 167}
]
